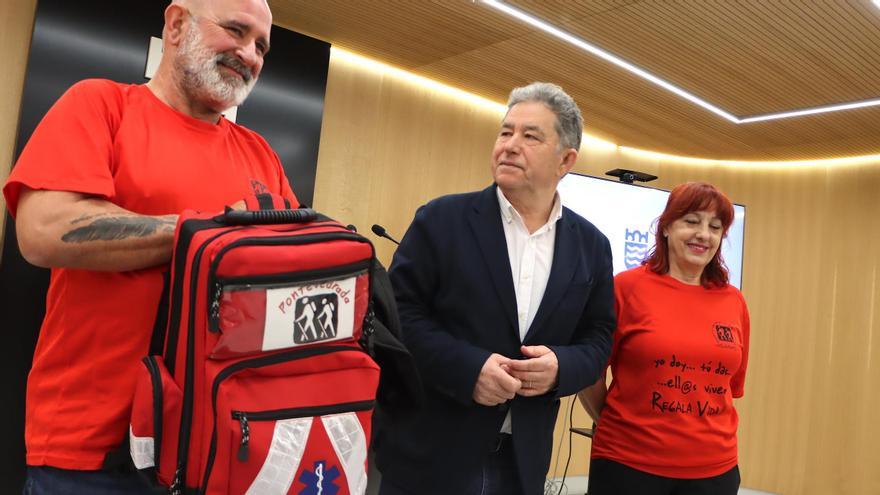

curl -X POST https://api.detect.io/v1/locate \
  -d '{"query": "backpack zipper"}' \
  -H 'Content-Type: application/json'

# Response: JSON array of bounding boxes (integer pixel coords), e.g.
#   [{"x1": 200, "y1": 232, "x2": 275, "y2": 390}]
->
[{"x1": 231, "y1": 399, "x2": 375, "y2": 462}]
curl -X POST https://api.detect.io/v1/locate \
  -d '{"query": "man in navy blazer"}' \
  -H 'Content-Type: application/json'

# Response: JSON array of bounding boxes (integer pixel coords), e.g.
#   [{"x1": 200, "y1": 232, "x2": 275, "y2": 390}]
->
[{"x1": 375, "y1": 82, "x2": 616, "y2": 495}]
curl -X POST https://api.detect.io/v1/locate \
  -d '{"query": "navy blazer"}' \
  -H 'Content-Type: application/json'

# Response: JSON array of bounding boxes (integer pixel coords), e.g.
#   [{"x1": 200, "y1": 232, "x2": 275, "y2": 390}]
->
[{"x1": 375, "y1": 184, "x2": 615, "y2": 494}]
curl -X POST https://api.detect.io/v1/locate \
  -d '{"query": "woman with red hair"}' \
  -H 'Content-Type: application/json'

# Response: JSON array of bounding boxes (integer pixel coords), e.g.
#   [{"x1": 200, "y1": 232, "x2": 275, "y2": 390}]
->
[{"x1": 579, "y1": 182, "x2": 750, "y2": 495}]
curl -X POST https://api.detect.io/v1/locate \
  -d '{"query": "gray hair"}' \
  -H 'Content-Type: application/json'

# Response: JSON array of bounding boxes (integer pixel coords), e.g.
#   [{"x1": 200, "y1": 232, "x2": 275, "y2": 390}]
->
[{"x1": 507, "y1": 82, "x2": 583, "y2": 151}]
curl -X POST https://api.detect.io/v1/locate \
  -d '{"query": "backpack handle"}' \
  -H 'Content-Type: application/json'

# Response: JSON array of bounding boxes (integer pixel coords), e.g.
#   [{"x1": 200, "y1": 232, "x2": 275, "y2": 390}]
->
[{"x1": 222, "y1": 208, "x2": 318, "y2": 225}]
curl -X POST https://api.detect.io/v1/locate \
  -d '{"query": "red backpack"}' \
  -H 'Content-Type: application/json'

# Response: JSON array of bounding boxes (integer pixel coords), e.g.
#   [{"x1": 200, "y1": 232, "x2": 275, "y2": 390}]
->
[{"x1": 130, "y1": 195, "x2": 380, "y2": 494}]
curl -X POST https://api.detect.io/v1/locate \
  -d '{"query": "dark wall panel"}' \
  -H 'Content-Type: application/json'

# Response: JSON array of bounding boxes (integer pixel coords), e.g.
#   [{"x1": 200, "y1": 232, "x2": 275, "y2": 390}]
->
[{"x1": 0, "y1": 0, "x2": 329, "y2": 488}]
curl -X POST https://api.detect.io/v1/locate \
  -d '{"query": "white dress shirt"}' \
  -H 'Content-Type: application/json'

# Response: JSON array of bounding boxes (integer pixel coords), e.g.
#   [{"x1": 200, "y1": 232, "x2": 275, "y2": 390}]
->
[{"x1": 497, "y1": 186, "x2": 562, "y2": 433}]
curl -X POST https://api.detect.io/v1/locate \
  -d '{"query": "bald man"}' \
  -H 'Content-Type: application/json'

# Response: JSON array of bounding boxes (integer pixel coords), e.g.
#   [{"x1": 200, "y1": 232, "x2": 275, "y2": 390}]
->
[{"x1": 5, "y1": 1, "x2": 296, "y2": 492}]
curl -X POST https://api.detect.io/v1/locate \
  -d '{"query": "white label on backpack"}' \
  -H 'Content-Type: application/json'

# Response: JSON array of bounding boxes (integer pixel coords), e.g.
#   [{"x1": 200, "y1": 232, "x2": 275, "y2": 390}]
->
[
  {"x1": 322, "y1": 413, "x2": 368, "y2": 495},
  {"x1": 245, "y1": 417, "x2": 313, "y2": 495},
  {"x1": 264, "y1": 276, "x2": 357, "y2": 351},
  {"x1": 129, "y1": 426, "x2": 155, "y2": 469}
]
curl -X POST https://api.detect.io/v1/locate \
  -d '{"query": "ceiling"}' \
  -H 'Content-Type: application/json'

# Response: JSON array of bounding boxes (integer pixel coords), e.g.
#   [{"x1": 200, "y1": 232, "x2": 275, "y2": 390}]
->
[{"x1": 269, "y1": 0, "x2": 880, "y2": 161}]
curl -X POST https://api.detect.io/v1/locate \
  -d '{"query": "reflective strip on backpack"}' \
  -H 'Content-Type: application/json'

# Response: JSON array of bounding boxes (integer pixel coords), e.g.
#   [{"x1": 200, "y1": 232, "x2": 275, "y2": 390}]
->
[
  {"x1": 322, "y1": 413, "x2": 368, "y2": 495},
  {"x1": 129, "y1": 426, "x2": 155, "y2": 470},
  {"x1": 245, "y1": 417, "x2": 313, "y2": 495}
]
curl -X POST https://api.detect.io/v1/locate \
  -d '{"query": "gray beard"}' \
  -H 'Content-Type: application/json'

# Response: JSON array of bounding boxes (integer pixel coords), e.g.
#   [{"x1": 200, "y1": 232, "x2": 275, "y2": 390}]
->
[{"x1": 174, "y1": 26, "x2": 257, "y2": 111}]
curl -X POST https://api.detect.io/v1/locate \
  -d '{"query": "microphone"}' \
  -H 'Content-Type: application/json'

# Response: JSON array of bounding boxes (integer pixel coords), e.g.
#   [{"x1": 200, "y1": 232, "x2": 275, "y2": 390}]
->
[{"x1": 371, "y1": 224, "x2": 400, "y2": 245}]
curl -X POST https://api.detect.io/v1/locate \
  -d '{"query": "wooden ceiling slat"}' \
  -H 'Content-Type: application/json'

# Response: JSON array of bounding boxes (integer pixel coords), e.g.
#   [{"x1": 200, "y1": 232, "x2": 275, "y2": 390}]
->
[
  {"x1": 813, "y1": 2, "x2": 880, "y2": 73},
  {"x1": 626, "y1": 2, "x2": 778, "y2": 107},
  {"x1": 270, "y1": 0, "x2": 534, "y2": 68},
  {"x1": 792, "y1": 2, "x2": 878, "y2": 92},
  {"x1": 715, "y1": 2, "x2": 830, "y2": 111},
  {"x1": 851, "y1": 0, "x2": 880, "y2": 63},
  {"x1": 428, "y1": 33, "x2": 864, "y2": 155},
  {"x1": 736, "y1": 0, "x2": 880, "y2": 91},
  {"x1": 419, "y1": 34, "x2": 781, "y2": 152},
  {"x1": 810, "y1": 1, "x2": 880, "y2": 89},
  {"x1": 749, "y1": 1, "x2": 880, "y2": 99},
  {"x1": 632, "y1": 1, "x2": 867, "y2": 110},
  {"x1": 508, "y1": 0, "x2": 644, "y2": 21},
  {"x1": 800, "y1": 1, "x2": 880, "y2": 134},
  {"x1": 684, "y1": 2, "x2": 827, "y2": 112},
  {"x1": 560, "y1": 1, "x2": 846, "y2": 114},
  {"x1": 273, "y1": 0, "x2": 880, "y2": 160}
]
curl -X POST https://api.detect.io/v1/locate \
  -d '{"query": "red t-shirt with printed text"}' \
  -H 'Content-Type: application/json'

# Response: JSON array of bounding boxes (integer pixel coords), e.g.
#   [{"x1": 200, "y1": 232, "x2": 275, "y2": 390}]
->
[
  {"x1": 3, "y1": 80, "x2": 297, "y2": 469},
  {"x1": 590, "y1": 265, "x2": 750, "y2": 478}
]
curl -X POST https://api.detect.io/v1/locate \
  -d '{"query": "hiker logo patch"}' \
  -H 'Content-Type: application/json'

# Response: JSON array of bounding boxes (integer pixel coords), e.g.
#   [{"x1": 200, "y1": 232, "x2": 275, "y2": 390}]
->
[{"x1": 264, "y1": 276, "x2": 356, "y2": 351}]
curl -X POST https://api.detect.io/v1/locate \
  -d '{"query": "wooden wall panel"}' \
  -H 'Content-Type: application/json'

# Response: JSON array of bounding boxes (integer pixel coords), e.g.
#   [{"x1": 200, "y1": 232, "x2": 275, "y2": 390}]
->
[
  {"x1": 314, "y1": 51, "x2": 880, "y2": 494},
  {"x1": 311, "y1": 52, "x2": 507, "y2": 264},
  {"x1": 0, "y1": 0, "x2": 36, "y2": 258}
]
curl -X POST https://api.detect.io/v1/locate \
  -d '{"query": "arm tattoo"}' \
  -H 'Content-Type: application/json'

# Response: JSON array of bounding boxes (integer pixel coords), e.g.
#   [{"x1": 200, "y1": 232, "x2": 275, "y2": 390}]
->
[
  {"x1": 61, "y1": 215, "x2": 176, "y2": 243},
  {"x1": 70, "y1": 212, "x2": 114, "y2": 225}
]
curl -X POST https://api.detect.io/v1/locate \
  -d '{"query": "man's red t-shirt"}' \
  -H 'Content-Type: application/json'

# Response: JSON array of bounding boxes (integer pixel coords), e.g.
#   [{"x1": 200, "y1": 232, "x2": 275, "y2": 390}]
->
[
  {"x1": 590, "y1": 265, "x2": 750, "y2": 478},
  {"x1": 3, "y1": 80, "x2": 297, "y2": 469}
]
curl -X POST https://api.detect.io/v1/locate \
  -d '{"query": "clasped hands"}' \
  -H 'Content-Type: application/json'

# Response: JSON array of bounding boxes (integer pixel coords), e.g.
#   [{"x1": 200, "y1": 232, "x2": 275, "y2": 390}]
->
[{"x1": 472, "y1": 346, "x2": 558, "y2": 406}]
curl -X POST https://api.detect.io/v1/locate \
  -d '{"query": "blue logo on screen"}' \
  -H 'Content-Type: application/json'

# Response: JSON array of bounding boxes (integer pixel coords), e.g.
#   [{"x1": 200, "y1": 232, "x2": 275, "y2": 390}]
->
[{"x1": 624, "y1": 228, "x2": 649, "y2": 269}]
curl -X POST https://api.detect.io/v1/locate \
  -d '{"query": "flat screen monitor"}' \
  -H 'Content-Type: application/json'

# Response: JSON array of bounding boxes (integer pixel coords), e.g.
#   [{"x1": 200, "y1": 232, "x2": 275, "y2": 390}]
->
[{"x1": 558, "y1": 173, "x2": 746, "y2": 289}]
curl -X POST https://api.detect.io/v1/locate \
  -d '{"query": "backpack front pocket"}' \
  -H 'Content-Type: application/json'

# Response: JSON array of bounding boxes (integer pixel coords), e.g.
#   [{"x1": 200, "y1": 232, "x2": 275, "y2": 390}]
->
[
  {"x1": 226, "y1": 400, "x2": 373, "y2": 495},
  {"x1": 209, "y1": 262, "x2": 371, "y2": 359},
  {"x1": 200, "y1": 347, "x2": 379, "y2": 494}
]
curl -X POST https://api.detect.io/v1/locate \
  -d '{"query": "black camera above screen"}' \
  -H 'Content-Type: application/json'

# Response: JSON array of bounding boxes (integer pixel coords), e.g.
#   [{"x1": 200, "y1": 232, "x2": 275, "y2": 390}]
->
[{"x1": 605, "y1": 168, "x2": 658, "y2": 184}]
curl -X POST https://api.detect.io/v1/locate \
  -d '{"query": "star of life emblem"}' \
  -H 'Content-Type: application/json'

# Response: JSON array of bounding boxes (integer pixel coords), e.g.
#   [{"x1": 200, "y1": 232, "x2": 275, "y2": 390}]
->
[{"x1": 299, "y1": 461, "x2": 341, "y2": 495}]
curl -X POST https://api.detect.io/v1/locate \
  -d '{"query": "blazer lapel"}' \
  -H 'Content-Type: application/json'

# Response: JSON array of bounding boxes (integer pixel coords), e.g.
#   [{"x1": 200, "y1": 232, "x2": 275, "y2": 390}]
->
[
  {"x1": 524, "y1": 210, "x2": 581, "y2": 342},
  {"x1": 467, "y1": 185, "x2": 518, "y2": 332}
]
